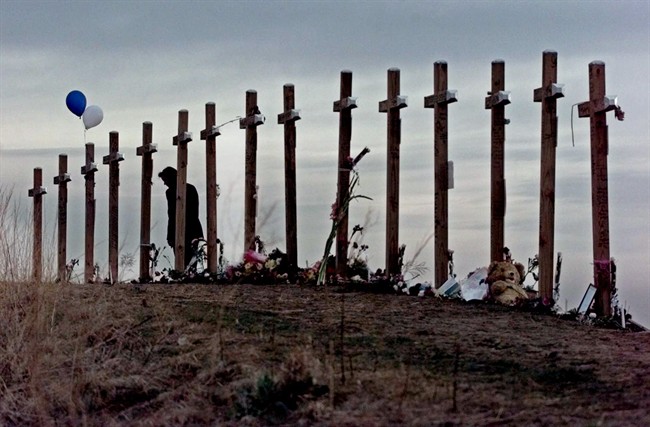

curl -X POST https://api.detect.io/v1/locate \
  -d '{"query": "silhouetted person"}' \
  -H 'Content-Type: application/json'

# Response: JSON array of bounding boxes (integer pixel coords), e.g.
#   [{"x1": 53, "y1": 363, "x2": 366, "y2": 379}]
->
[{"x1": 158, "y1": 167, "x2": 204, "y2": 268}]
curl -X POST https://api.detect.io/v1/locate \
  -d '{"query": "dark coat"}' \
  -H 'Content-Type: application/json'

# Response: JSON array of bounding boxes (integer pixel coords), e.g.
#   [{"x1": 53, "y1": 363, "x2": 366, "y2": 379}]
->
[{"x1": 166, "y1": 183, "x2": 204, "y2": 266}]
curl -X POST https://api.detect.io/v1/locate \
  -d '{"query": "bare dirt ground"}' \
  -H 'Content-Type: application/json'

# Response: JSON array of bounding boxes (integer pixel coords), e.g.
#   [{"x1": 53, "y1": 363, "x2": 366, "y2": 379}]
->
[{"x1": 2, "y1": 282, "x2": 649, "y2": 426}]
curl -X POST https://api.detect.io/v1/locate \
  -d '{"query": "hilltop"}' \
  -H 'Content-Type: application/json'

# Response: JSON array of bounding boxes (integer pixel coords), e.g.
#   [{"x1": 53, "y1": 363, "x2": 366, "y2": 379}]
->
[{"x1": 1, "y1": 282, "x2": 648, "y2": 426}]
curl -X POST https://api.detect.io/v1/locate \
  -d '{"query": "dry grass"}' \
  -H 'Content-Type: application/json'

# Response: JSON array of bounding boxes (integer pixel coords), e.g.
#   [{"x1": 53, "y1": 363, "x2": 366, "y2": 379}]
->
[
  {"x1": 2, "y1": 281, "x2": 649, "y2": 426},
  {"x1": 0, "y1": 282, "x2": 331, "y2": 426}
]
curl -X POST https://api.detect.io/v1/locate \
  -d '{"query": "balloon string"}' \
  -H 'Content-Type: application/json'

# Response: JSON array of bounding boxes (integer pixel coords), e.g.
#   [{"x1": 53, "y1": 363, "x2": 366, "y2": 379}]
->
[{"x1": 84, "y1": 128, "x2": 87, "y2": 145}]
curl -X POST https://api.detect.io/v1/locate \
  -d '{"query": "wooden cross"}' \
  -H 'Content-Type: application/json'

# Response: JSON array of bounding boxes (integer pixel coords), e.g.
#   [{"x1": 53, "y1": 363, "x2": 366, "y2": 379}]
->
[
  {"x1": 28, "y1": 167, "x2": 47, "y2": 282},
  {"x1": 424, "y1": 61, "x2": 458, "y2": 288},
  {"x1": 484, "y1": 60, "x2": 510, "y2": 262},
  {"x1": 278, "y1": 84, "x2": 301, "y2": 269},
  {"x1": 136, "y1": 121, "x2": 157, "y2": 282},
  {"x1": 379, "y1": 68, "x2": 408, "y2": 277},
  {"x1": 534, "y1": 50, "x2": 564, "y2": 302},
  {"x1": 240, "y1": 90, "x2": 265, "y2": 250},
  {"x1": 103, "y1": 131, "x2": 124, "y2": 283},
  {"x1": 578, "y1": 61, "x2": 624, "y2": 317},
  {"x1": 53, "y1": 154, "x2": 71, "y2": 282},
  {"x1": 201, "y1": 102, "x2": 220, "y2": 273},
  {"x1": 173, "y1": 110, "x2": 192, "y2": 271},
  {"x1": 333, "y1": 70, "x2": 356, "y2": 276},
  {"x1": 81, "y1": 143, "x2": 97, "y2": 283}
]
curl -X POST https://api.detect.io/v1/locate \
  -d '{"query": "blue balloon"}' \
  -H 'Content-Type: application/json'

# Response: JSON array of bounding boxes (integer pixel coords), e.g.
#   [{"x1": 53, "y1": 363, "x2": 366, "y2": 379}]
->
[{"x1": 66, "y1": 90, "x2": 87, "y2": 117}]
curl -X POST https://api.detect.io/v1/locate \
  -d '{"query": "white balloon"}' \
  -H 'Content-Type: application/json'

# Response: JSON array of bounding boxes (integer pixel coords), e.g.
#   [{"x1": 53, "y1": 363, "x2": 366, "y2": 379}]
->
[{"x1": 82, "y1": 105, "x2": 104, "y2": 130}]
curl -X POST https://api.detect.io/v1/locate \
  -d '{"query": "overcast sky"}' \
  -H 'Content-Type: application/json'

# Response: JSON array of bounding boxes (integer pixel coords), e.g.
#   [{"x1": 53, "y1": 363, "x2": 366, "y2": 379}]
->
[{"x1": 1, "y1": 0, "x2": 648, "y2": 325}]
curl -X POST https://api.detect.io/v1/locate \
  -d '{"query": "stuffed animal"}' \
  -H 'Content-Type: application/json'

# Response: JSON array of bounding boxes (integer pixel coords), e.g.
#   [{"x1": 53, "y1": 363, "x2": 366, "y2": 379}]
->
[{"x1": 486, "y1": 260, "x2": 528, "y2": 305}]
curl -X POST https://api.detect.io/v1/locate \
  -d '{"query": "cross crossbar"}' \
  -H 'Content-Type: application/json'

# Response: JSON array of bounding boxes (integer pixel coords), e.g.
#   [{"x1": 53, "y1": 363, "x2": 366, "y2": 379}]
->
[
  {"x1": 239, "y1": 113, "x2": 265, "y2": 129},
  {"x1": 172, "y1": 131, "x2": 192, "y2": 146},
  {"x1": 200, "y1": 125, "x2": 221, "y2": 139},
  {"x1": 277, "y1": 109, "x2": 301, "y2": 124},
  {"x1": 379, "y1": 95, "x2": 408, "y2": 112},
  {"x1": 533, "y1": 83, "x2": 565, "y2": 102},
  {"x1": 28, "y1": 186, "x2": 47, "y2": 197},
  {"x1": 53, "y1": 173, "x2": 71, "y2": 185},
  {"x1": 102, "y1": 152, "x2": 125, "y2": 164},
  {"x1": 81, "y1": 162, "x2": 98, "y2": 175},
  {"x1": 484, "y1": 91, "x2": 511, "y2": 109},
  {"x1": 424, "y1": 90, "x2": 458, "y2": 108},
  {"x1": 333, "y1": 96, "x2": 358, "y2": 112},
  {"x1": 136, "y1": 143, "x2": 158, "y2": 156},
  {"x1": 577, "y1": 96, "x2": 618, "y2": 117}
]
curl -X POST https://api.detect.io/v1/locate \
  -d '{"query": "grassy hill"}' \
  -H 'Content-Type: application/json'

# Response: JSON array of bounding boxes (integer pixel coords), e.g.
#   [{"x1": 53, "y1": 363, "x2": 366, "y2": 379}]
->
[{"x1": 1, "y1": 281, "x2": 648, "y2": 426}]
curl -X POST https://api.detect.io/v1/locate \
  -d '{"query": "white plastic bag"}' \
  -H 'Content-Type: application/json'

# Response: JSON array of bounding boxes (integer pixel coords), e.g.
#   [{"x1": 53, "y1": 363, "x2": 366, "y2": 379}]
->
[{"x1": 460, "y1": 267, "x2": 489, "y2": 301}]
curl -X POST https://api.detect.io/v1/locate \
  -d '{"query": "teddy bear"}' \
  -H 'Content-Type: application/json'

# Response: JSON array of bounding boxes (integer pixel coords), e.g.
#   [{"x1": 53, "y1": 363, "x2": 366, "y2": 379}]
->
[{"x1": 486, "y1": 260, "x2": 528, "y2": 305}]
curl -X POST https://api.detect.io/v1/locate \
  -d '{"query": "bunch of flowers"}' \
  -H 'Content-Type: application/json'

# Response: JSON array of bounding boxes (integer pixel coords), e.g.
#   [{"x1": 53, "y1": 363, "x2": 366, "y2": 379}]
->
[
  {"x1": 317, "y1": 147, "x2": 371, "y2": 285},
  {"x1": 61, "y1": 258, "x2": 79, "y2": 282},
  {"x1": 225, "y1": 247, "x2": 290, "y2": 285}
]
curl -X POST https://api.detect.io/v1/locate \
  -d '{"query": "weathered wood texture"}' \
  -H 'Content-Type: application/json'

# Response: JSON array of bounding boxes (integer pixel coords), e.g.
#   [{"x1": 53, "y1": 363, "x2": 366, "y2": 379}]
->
[
  {"x1": 54, "y1": 154, "x2": 70, "y2": 282},
  {"x1": 485, "y1": 60, "x2": 508, "y2": 262},
  {"x1": 243, "y1": 90, "x2": 260, "y2": 250},
  {"x1": 201, "y1": 102, "x2": 219, "y2": 273},
  {"x1": 104, "y1": 131, "x2": 122, "y2": 283},
  {"x1": 579, "y1": 61, "x2": 614, "y2": 317},
  {"x1": 379, "y1": 68, "x2": 407, "y2": 277},
  {"x1": 28, "y1": 167, "x2": 45, "y2": 282},
  {"x1": 535, "y1": 51, "x2": 562, "y2": 301},
  {"x1": 335, "y1": 71, "x2": 354, "y2": 276},
  {"x1": 137, "y1": 122, "x2": 156, "y2": 281},
  {"x1": 173, "y1": 110, "x2": 191, "y2": 270},
  {"x1": 82, "y1": 143, "x2": 97, "y2": 283},
  {"x1": 278, "y1": 84, "x2": 300, "y2": 268},
  {"x1": 425, "y1": 61, "x2": 457, "y2": 288}
]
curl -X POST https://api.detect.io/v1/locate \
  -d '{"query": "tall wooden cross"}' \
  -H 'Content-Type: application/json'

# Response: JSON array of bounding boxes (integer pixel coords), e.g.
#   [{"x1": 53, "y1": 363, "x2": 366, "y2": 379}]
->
[
  {"x1": 484, "y1": 60, "x2": 511, "y2": 262},
  {"x1": 425, "y1": 61, "x2": 458, "y2": 288},
  {"x1": 81, "y1": 143, "x2": 98, "y2": 283},
  {"x1": 103, "y1": 131, "x2": 125, "y2": 283},
  {"x1": 278, "y1": 84, "x2": 301, "y2": 269},
  {"x1": 200, "y1": 102, "x2": 221, "y2": 274},
  {"x1": 534, "y1": 50, "x2": 564, "y2": 301},
  {"x1": 379, "y1": 68, "x2": 408, "y2": 277},
  {"x1": 578, "y1": 61, "x2": 623, "y2": 317},
  {"x1": 136, "y1": 121, "x2": 157, "y2": 282},
  {"x1": 53, "y1": 154, "x2": 71, "y2": 282},
  {"x1": 28, "y1": 167, "x2": 47, "y2": 282},
  {"x1": 239, "y1": 90, "x2": 265, "y2": 251},
  {"x1": 172, "y1": 110, "x2": 192, "y2": 271},
  {"x1": 333, "y1": 70, "x2": 357, "y2": 276}
]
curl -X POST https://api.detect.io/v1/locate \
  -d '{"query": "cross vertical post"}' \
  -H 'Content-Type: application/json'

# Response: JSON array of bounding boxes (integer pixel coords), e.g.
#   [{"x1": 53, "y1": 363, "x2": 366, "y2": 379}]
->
[
  {"x1": 333, "y1": 71, "x2": 356, "y2": 276},
  {"x1": 578, "y1": 61, "x2": 622, "y2": 317},
  {"x1": 172, "y1": 110, "x2": 192, "y2": 271},
  {"x1": 28, "y1": 167, "x2": 47, "y2": 282},
  {"x1": 240, "y1": 90, "x2": 265, "y2": 251},
  {"x1": 278, "y1": 84, "x2": 301, "y2": 269},
  {"x1": 201, "y1": 102, "x2": 220, "y2": 273},
  {"x1": 53, "y1": 154, "x2": 71, "y2": 282},
  {"x1": 534, "y1": 50, "x2": 564, "y2": 302},
  {"x1": 81, "y1": 143, "x2": 98, "y2": 283},
  {"x1": 484, "y1": 60, "x2": 510, "y2": 262},
  {"x1": 424, "y1": 61, "x2": 458, "y2": 288},
  {"x1": 136, "y1": 122, "x2": 157, "y2": 281},
  {"x1": 379, "y1": 68, "x2": 408, "y2": 277},
  {"x1": 103, "y1": 131, "x2": 124, "y2": 283}
]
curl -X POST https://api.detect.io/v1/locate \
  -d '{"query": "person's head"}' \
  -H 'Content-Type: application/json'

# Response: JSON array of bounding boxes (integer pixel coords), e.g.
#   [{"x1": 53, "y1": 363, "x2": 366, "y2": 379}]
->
[{"x1": 158, "y1": 167, "x2": 177, "y2": 187}]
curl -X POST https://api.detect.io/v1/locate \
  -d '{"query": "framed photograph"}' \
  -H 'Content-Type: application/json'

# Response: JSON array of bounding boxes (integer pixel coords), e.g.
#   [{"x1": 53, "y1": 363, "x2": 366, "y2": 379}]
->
[{"x1": 578, "y1": 284, "x2": 597, "y2": 314}]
